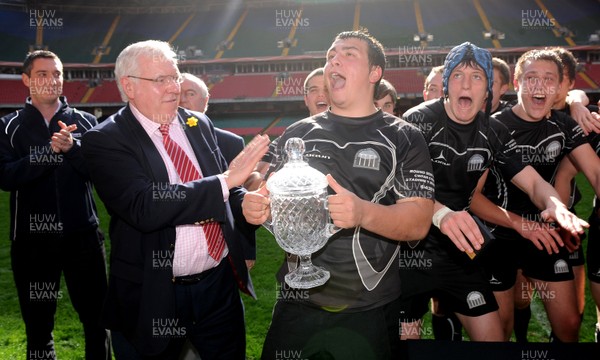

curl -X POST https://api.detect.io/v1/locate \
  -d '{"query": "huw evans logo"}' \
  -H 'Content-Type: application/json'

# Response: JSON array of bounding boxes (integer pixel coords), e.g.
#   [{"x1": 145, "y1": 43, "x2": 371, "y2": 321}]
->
[
  {"x1": 521, "y1": 9, "x2": 556, "y2": 30},
  {"x1": 28, "y1": 9, "x2": 63, "y2": 29},
  {"x1": 275, "y1": 9, "x2": 309, "y2": 28}
]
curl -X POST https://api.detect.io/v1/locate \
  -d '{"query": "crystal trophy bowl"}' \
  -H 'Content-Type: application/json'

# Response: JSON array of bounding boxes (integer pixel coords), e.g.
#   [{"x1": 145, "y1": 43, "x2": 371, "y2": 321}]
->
[{"x1": 266, "y1": 137, "x2": 331, "y2": 289}]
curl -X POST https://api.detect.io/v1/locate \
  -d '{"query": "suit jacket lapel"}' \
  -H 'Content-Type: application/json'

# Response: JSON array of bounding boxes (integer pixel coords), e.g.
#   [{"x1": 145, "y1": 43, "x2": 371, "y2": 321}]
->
[
  {"x1": 177, "y1": 109, "x2": 224, "y2": 177},
  {"x1": 119, "y1": 105, "x2": 170, "y2": 183}
]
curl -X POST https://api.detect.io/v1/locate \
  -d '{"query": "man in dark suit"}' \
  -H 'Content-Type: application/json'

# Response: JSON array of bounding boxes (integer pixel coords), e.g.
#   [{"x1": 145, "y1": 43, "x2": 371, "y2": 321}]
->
[{"x1": 81, "y1": 40, "x2": 269, "y2": 360}]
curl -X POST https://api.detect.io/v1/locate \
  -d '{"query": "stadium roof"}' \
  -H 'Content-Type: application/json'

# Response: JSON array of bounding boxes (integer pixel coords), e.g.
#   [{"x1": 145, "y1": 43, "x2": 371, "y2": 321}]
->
[{"x1": 0, "y1": 0, "x2": 383, "y2": 14}]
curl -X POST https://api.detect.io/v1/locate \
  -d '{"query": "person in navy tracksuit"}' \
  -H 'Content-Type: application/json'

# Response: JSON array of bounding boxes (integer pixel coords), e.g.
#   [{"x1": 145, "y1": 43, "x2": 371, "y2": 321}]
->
[{"x1": 0, "y1": 50, "x2": 110, "y2": 360}]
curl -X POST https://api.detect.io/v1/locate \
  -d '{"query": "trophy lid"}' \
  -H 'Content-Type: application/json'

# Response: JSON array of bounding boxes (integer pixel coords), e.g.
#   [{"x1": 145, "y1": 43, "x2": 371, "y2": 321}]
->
[{"x1": 266, "y1": 137, "x2": 328, "y2": 195}]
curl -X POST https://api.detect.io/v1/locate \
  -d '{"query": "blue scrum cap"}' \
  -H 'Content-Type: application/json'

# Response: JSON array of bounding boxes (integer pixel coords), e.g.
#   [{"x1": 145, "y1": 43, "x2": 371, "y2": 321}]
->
[{"x1": 442, "y1": 42, "x2": 494, "y2": 114}]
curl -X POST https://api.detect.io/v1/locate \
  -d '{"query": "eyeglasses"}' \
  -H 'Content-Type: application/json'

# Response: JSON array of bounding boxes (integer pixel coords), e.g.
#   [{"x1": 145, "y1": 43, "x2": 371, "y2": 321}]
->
[{"x1": 127, "y1": 74, "x2": 183, "y2": 86}]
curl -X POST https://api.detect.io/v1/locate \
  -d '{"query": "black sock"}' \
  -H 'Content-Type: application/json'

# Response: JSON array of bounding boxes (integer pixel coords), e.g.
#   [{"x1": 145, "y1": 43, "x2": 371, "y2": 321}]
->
[
  {"x1": 514, "y1": 306, "x2": 531, "y2": 343},
  {"x1": 432, "y1": 313, "x2": 462, "y2": 341}
]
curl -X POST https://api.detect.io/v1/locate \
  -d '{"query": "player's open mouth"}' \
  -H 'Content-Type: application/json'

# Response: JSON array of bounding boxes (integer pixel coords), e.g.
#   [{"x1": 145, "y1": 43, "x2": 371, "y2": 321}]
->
[
  {"x1": 532, "y1": 94, "x2": 546, "y2": 105},
  {"x1": 458, "y1": 96, "x2": 473, "y2": 108},
  {"x1": 316, "y1": 101, "x2": 328, "y2": 110},
  {"x1": 330, "y1": 73, "x2": 346, "y2": 89}
]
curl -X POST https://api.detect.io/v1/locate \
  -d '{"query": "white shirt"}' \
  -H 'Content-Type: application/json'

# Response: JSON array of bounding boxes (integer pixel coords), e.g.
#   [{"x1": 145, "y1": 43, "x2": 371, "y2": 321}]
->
[{"x1": 131, "y1": 104, "x2": 228, "y2": 276}]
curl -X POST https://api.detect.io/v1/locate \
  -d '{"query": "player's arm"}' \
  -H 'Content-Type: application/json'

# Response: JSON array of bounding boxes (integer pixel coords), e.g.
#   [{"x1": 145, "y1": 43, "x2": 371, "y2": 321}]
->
[
  {"x1": 565, "y1": 90, "x2": 600, "y2": 135},
  {"x1": 326, "y1": 174, "x2": 433, "y2": 241},
  {"x1": 470, "y1": 168, "x2": 565, "y2": 254},
  {"x1": 511, "y1": 166, "x2": 586, "y2": 235},
  {"x1": 566, "y1": 89, "x2": 589, "y2": 107},
  {"x1": 553, "y1": 157, "x2": 583, "y2": 252},
  {"x1": 567, "y1": 143, "x2": 600, "y2": 200},
  {"x1": 432, "y1": 199, "x2": 484, "y2": 255},
  {"x1": 554, "y1": 157, "x2": 578, "y2": 205}
]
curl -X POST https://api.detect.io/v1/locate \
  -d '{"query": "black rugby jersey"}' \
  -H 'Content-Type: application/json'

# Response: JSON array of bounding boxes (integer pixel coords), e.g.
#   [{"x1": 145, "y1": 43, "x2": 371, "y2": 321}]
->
[
  {"x1": 403, "y1": 98, "x2": 524, "y2": 258},
  {"x1": 485, "y1": 108, "x2": 587, "y2": 220},
  {"x1": 558, "y1": 104, "x2": 599, "y2": 154},
  {"x1": 403, "y1": 98, "x2": 524, "y2": 212},
  {"x1": 268, "y1": 109, "x2": 434, "y2": 311}
]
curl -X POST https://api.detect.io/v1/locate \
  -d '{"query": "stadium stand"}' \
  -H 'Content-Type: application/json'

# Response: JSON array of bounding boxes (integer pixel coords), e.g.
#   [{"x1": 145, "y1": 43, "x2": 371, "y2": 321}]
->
[
  {"x1": 293, "y1": 3, "x2": 356, "y2": 55},
  {"x1": 44, "y1": 12, "x2": 114, "y2": 63},
  {"x1": 83, "y1": 80, "x2": 122, "y2": 105},
  {"x1": 1, "y1": 1, "x2": 600, "y2": 355},
  {"x1": 0, "y1": 0, "x2": 598, "y2": 133},
  {"x1": 175, "y1": 7, "x2": 246, "y2": 60},
  {"x1": 219, "y1": 7, "x2": 285, "y2": 58},
  {"x1": 209, "y1": 73, "x2": 277, "y2": 100},
  {"x1": 358, "y1": 1, "x2": 418, "y2": 49},
  {"x1": 418, "y1": 0, "x2": 487, "y2": 49}
]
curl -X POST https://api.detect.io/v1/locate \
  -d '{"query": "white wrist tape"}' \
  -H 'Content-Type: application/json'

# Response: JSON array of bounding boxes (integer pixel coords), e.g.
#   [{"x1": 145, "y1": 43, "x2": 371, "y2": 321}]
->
[{"x1": 432, "y1": 206, "x2": 453, "y2": 228}]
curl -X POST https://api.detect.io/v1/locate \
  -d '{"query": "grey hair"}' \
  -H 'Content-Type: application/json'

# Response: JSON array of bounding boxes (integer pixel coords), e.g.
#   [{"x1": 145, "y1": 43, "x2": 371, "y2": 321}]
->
[
  {"x1": 181, "y1": 73, "x2": 209, "y2": 100},
  {"x1": 114, "y1": 40, "x2": 178, "y2": 102}
]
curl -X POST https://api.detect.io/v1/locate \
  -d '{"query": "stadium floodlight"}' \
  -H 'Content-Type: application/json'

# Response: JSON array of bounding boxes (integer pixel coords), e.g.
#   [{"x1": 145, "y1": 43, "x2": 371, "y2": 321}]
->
[
  {"x1": 413, "y1": 33, "x2": 433, "y2": 43},
  {"x1": 277, "y1": 38, "x2": 293, "y2": 49},
  {"x1": 557, "y1": 26, "x2": 574, "y2": 38},
  {"x1": 92, "y1": 45, "x2": 111, "y2": 56},
  {"x1": 208, "y1": 74, "x2": 223, "y2": 85},
  {"x1": 483, "y1": 29, "x2": 505, "y2": 40},
  {"x1": 88, "y1": 78, "x2": 102, "y2": 88},
  {"x1": 276, "y1": 72, "x2": 290, "y2": 81},
  {"x1": 216, "y1": 40, "x2": 232, "y2": 52},
  {"x1": 185, "y1": 46, "x2": 204, "y2": 59},
  {"x1": 589, "y1": 31, "x2": 600, "y2": 44}
]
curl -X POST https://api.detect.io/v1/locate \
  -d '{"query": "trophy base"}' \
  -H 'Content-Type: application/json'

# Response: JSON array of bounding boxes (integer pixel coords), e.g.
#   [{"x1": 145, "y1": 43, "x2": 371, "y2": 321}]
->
[{"x1": 284, "y1": 264, "x2": 330, "y2": 289}]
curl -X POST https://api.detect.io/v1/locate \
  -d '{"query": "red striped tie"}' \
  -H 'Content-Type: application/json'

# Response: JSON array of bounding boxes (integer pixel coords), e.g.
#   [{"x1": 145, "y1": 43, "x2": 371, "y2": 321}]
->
[{"x1": 159, "y1": 123, "x2": 225, "y2": 261}]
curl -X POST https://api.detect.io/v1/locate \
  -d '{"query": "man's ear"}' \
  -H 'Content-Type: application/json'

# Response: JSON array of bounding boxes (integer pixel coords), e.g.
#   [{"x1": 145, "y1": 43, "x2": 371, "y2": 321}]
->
[
  {"x1": 500, "y1": 83, "x2": 509, "y2": 96},
  {"x1": 369, "y1": 65, "x2": 383, "y2": 85},
  {"x1": 121, "y1": 77, "x2": 135, "y2": 99},
  {"x1": 22, "y1": 73, "x2": 30, "y2": 89},
  {"x1": 513, "y1": 78, "x2": 520, "y2": 92}
]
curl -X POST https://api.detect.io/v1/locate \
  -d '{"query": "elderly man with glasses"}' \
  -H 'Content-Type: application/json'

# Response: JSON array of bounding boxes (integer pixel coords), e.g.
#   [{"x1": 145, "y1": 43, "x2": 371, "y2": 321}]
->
[{"x1": 82, "y1": 40, "x2": 269, "y2": 360}]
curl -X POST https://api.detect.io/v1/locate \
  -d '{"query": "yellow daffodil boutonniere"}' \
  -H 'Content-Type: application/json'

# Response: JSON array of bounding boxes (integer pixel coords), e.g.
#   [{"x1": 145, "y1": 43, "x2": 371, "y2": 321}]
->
[{"x1": 186, "y1": 116, "x2": 198, "y2": 127}]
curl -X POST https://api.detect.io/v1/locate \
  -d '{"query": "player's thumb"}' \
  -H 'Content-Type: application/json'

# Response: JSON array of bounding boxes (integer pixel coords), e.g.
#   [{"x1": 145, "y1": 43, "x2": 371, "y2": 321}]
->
[
  {"x1": 257, "y1": 180, "x2": 270, "y2": 196},
  {"x1": 326, "y1": 174, "x2": 346, "y2": 194}
]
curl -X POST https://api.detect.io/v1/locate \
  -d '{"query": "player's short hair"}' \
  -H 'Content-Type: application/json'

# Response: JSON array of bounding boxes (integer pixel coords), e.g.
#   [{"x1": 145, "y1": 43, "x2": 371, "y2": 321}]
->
[
  {"x1": 424, "y1": 65, "x2": 443, "y2": 90},
  {"x1": 492, "y1": 57, "x2": 510, "y2": 86},
  {"x1": 304, "y1": 67, "x2": 324, "y2": 92},
  {"x1": 23, "y1": 50, "x2": 61, "y2": 76},
  {"x1": 547, "y1": 47, "x2": 577, "y2": 83},
  {"x1": 375, "y1": 78, "x2": 398, "y2": 104},
  {"x1": 514, "y1": 49, "x2": 564, "y2": 84}
]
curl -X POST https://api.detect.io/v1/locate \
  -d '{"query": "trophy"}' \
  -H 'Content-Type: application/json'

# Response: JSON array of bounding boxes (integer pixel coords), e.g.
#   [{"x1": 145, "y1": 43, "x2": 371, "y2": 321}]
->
[{"x1": 266, "y1": 137, "x2": 332, "y2": 289}]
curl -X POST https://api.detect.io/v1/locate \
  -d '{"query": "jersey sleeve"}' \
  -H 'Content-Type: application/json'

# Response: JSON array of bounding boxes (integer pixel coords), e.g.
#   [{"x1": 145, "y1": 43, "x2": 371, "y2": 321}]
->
[
  {"x1": 394, "y1": 122, "x2": 435, "y2": 201},
  {"x1": 488, "y1": 117, "x2": 526, "y2": 181},
  {"x1": 558, "y1": 112, "x2": 588, "y2": 153}
]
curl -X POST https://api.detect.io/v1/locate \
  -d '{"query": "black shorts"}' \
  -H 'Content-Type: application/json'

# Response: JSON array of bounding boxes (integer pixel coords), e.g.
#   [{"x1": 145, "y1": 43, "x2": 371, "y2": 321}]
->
[
  {"x1": 568, "y1": 244, "x2": 585, "y2": 267},
  {"x1": 398, "y1": 243, "x2": 498, "y2": 320},
  {"x1": 261, "y1": 298, "x2": 401, "y2": 360},
  {"x1": 587, "y1": 209, "x2": 600, "y2": 284},
  {"x1": 484, "y1": 228, "x2": 574, "y2": 292}
]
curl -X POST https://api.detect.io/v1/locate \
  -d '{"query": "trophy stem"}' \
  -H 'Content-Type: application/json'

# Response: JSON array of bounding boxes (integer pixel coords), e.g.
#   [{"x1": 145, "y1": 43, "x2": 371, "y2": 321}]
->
[{"x1": 284, "y1": 254, "x2": 330, "y2": 289}]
